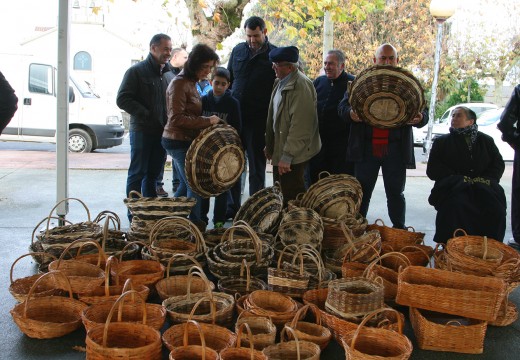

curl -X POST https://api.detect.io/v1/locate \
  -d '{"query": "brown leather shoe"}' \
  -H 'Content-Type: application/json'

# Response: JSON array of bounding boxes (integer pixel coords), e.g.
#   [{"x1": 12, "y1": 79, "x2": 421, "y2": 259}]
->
[{"x1": 156, "y1": 186, "x2": 168, "y2": 197}]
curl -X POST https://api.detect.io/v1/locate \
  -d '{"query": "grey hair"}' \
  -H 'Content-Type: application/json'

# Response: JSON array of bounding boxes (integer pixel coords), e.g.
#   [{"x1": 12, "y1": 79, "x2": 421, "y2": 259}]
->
[{"x1": 327, "y1": 49, "x2": 346, "y2": 65}]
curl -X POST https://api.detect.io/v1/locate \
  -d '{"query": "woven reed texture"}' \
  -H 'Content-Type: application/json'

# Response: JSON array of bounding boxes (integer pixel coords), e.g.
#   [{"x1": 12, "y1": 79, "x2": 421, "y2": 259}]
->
[
  {"x1": 396, "y1": 266, "x2": 507, "y2": 321},
  {"x1": 220, "y1": 323, "x2": 268, "y2": 360},
  {"x1": 85, "y1": 290, "x2": 162, "y2": 360},
  {"x1": 276, "y1": 207, "x2": 324, "y2": 249},
  {"x1": 262, "y1": 326, "x2": 321, "y2": 360},
  {"x1": 235, "y1": 312, "x2": 277, "y2": 350},
  {"x1": 285, "y1": 304, "x2": 332, "y2": 350},
  {"x1": 341, "y1": 307, "x2": 413, "y2": 360},
  {"x1": 156, "y1": 256, "x2": 212, "y2": 300},
  {"x1": 367, "y1": 219, "x2": 425, "y2": 250},
  {"x1": 348, "y1": 65, "x2": 425, "y2": 128},
  {"x1": 186, "y1": 124, "x2": 245, "y2": 197},
  {"x1": 409, "y1": 307, "x2": 486, "y2": 354},
  {"x1": 167, "y1": 320, "x2": 220, "y2": 360},
  {"x1": 10, "y1": 271, "x2": 87, "y2": 339},
  {"x1": 218, "y1": 259, "x2": 267, "y2": 296},
  {"x1": 242, "y1": 290, "x2": 300, "y2": 328},
  {"x1": 124, "y1": 190, "x2": 196, "y2": 219}
]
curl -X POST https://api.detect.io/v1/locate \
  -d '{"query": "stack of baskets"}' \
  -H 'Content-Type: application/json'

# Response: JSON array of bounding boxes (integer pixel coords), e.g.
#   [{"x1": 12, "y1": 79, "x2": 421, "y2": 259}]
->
[
  {"x1": 367, "y1": 218, "x2": 425, "y2": 250},
  {"x1": 300, "y1": 173, "x2": 363, "y2": 220},
  {"x1": 206, "y1": 223, "x2": 274, "y2": 279},
  {"x1": 276, "y1": 207, "x2": 323, "y2": 250},
  {"x1": 185, "y1": 124, "x2": 246, "y2": 197},
  {"x1": 322, "y1": 213, "x2": 368, "y2": 252},
  {"x1": 240, "y1": 290, "x2": 300, "y2": 329},
  {"x1": 124, "y1": 190, "x2": 196, "y2": 242},
  {"x1": 234, "y1": 183, "x2": 284, "y2": 234},
  {"x1": 142, "y1": 216, "x2": 207, "y2": 274}
]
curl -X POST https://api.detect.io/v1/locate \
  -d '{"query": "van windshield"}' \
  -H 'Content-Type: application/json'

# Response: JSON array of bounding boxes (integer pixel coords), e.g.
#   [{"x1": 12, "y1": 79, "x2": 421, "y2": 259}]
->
[{"x1": 70, "y1": 77, "x2": 99, "y2": 98}]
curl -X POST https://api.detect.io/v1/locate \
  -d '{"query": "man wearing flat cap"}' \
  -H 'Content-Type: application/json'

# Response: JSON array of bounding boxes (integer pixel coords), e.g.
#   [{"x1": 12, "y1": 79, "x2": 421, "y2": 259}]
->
[{"x1": 264, "y1": 46, "x2": 321, "y2": 204}]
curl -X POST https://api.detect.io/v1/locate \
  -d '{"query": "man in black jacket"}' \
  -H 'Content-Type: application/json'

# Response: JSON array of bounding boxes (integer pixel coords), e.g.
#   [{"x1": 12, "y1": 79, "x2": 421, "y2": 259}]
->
[
  {"x1": 117, "y1": 34, "x2": 174, "y2": 212},
  {"x1": 309, "y1": 49, "x2": 355, "y2": 184},
  {"x1": 227, "y1": 16, "x2": 277, "y2": 217},
  {"x1": 0, "y1": 71, "x2": 18, "y2": 135},
  {"x1": 338, "y1": 44, "x2": 428, "y2": 229},
  {"x1": 498, "y1": 84, "x2": 520, "y2": 250}
]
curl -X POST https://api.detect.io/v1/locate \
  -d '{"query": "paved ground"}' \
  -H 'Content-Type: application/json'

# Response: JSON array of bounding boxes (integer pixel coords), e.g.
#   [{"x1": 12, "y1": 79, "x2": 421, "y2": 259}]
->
[{"x1": 0, "y1": 140, "x2": 518, "y2": 359}]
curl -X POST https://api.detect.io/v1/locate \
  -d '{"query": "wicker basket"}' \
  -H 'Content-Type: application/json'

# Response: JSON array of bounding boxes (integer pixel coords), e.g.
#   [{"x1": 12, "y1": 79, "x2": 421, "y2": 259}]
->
[
  {"x1": 242, "y1": 290, "x2": 300, "y2": 328},
  {"x1": 276, "y1": 207, "x2": 323, "y2": 249},
  {"x1": 78, "y1": 257, "x2": 150, "y2": 305},
  {"x1": 220, "y1": 323, "x2": 268, "y2": 360},
  {"x1": 325, "y1": 277, "x2": 385, "y2": 320},
  {"x1": 262, "y1": 326, "x2": 321, "y2": 360},
  {"x1": 235, "y1": 312, "x2": 277, "y2": 350},
  {"x1": 367, "y1": 219, "x2": 424, "y2": 250},
  {"x1": 284, "y1": 304, "x2": 332, "y2": 350},
  {"x1": 341, "y1": 307, "x2": 413, "y2": 360},
  {"x1": 185, "y1": 124, "x2": 245, "y2": 197},
  {"x1": 268, "y1": 247, "x2": 311, "y2": 298},
  {"x1": 10, "y1": 271, "x2": 87, "y2": 339},
  {"x1": 9, "y1": 252, "x2": 64, "y2": 302},
  {"x1": 85, "y1": 290, "x2": 162, "y2": 360},
  {"x1": 155, "y1": 255, "x2": 212, "y2": 300},
  {"x1": 396, "y1": 266, "x2": 507, "y2": 321},
  {"x1": 348, "y1": 65, "x2": 425, "y2": 128},
  {"x1": 162, "y1": 315, "x2": 237, "y2": 353},
  {"x1": 82, "y1": 289, "x2": 166, "y2": 332},
  {"x1": 362, "y1": 252, "x2": 410, "y2": 302},
  {"x1": 409, "y1": 307, "x2": 486, "y2": 354},
  {"x1": 218, "y1": 259, "x2": 268, "y2": 296},
  {"x1": 381, "y1": 244, "x2": 433, "y2": 269},
  {"x1": 47, "y1": 239, "x2": 105, "y2": 294},
  {"x1": 336, "y1": 229, "x2": 382, "y2": 264},
  {"x1": 322, "y1": 213, "x2": 368, "y2": 250},
  {"x1": 124, "y1": 190, "x2": 196, "y2": 219},
  {"x1": 489, "y1": 299, "x2": 519, "y2": 327},
  {"x1": 168, "y1": 320, "x2": 220, "y2": 360}
]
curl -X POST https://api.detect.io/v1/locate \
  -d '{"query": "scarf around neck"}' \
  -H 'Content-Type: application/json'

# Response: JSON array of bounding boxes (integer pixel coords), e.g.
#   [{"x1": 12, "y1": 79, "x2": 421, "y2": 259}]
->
[
  {"x1": 449, "y1": 124, "x2": 478, "y2": 151},
  {"x1": 372, "y1": 127, "x2": 390, "y2": 158}
]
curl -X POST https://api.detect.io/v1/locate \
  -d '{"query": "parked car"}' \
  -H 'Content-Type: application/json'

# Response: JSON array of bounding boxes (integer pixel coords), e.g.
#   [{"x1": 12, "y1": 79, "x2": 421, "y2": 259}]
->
[
  {"x1": 424, "y1": 108, "x2": 514, "y2": 161},
  {"x1": 413, "y1": 102, "x2": 499, "y2": 146}
]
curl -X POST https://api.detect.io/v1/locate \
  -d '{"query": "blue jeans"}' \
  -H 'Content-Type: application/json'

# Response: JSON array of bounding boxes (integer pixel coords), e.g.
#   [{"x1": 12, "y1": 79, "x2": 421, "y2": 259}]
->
[
  {"x1": 157, "y1": 154, "x2": 181, "y2": 191},
  {"x1": 355, "y1": 142, "x2": 406, "y2": 229},
  {"x1": 126, "y1": 131, "x2": 165, "y2": 198},
  {"x1": 161, "y1": 138, "x2": 202, "y2": 223}
]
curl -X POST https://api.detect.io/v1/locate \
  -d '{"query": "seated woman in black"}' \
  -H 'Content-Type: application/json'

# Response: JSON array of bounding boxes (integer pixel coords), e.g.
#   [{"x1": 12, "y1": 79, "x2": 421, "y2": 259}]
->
[{"x1": 426, "y1": 106, "x2": 506, "y2": 243}]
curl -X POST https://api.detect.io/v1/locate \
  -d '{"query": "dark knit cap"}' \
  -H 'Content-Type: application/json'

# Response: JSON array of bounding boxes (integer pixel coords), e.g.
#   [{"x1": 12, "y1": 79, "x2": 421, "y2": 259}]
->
[{"x1": 269, "y1": 46, "x2": 299, "y2": 63}]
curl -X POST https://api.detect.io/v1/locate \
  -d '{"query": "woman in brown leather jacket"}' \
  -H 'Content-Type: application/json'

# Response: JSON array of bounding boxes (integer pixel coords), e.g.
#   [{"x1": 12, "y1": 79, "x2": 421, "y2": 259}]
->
[{"x1": 162, "y1": 44, "x2": 221, "y2": 229}]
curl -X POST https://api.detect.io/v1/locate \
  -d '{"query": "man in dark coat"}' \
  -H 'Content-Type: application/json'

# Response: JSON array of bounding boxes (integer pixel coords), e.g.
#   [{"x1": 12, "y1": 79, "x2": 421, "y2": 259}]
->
[
  {"x1": 117, "y1": 34, "x2": 175, "y2": 213},
  {"x1": 338, "y1": 44, "x2": 428, "y2": 229},
  {"x1": 227, "y1": 16, "x2": 277, "y2": 218},
  {"x1": 0, "y1": 71, "x2": 18, "y2": 135},
  {"x1": 309, "y1": 49, "x2": 355, "y2": 184},
  {"x1": 498, "y1": 84, "x2": 520, "y2": 250}
]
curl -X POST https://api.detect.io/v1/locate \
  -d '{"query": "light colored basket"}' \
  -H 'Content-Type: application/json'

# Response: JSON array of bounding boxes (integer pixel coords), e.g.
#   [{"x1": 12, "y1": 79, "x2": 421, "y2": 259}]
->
[{"x1": 262, "y1": 326, "x2": 321, "y2": 360}]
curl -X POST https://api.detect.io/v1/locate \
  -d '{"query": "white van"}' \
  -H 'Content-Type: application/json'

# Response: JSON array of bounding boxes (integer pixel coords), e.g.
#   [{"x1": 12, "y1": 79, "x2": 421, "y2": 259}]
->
[
  {"x1": 413, "y1": 102, "x2": 499, "y2": 145},
  {"x1": 0, "y1": 53, "x2": 125, "y2": 152}
]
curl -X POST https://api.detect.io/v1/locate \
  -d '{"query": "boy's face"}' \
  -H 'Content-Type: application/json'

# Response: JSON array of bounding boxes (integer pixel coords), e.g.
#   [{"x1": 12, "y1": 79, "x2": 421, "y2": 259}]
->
[{"x1": 211, "y1": 76, "x2": 229, "y2": 96}]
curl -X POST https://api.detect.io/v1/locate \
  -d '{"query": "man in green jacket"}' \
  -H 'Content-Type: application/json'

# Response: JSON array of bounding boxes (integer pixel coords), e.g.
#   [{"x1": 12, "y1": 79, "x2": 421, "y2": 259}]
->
[{"x1": 264, "y1": 46, "x2": 321, "y2": 204}]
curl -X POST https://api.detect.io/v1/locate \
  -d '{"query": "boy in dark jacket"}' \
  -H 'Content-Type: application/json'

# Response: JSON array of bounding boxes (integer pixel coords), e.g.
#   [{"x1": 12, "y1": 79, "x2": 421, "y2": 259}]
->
[{"x1": 200, "y1": 67, "x2": 242, "y2": 228}]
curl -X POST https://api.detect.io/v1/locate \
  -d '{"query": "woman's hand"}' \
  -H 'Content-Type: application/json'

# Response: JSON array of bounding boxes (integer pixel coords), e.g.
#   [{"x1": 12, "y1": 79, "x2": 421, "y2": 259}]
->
[{"x1": 209, "y1": 115, "x2": 221, "y2": 125}]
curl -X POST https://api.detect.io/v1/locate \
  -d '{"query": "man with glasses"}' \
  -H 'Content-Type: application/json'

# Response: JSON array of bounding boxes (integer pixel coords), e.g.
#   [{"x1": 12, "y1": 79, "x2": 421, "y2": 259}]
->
[
  {"x1": 264, "y1": 46, "x2": 321, "y2": 204},
  {"x1": 117, "y1": 33, "x2": 175, "y2": 220},
  {"x1": 227, "y1": 16, "x2": 277, "y2": 217}
]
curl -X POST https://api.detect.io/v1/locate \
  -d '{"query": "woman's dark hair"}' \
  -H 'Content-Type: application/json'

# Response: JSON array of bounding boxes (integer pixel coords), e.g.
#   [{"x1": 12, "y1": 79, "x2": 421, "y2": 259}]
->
[
  {"x1": 455, "y1": 106, "x2": 477, "y2": 123},
  {"x1": 183, "y1": 44, "x2": 219, "y2": 80}
]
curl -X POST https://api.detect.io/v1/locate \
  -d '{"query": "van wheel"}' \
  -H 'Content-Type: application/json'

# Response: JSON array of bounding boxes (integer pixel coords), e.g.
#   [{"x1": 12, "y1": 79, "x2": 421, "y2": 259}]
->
[{"x1": 68, "y1": 128, "x2": 93, "y2": 153}]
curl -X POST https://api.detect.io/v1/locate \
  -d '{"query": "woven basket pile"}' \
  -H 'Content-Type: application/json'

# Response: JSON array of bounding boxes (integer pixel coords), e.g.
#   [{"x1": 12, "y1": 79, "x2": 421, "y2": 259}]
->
[
  {"x1": 348, "y1": 64, "x2": 425, "y2": 128},
  {"x1": 185, "y1": 124, "x2": 245, "y2": 197},
  {"x1": 322, "y1": 213, "x2": 368, "y2": 251},
  {"x1": 234, "y1": 183, "x2": 284, "y2": 234},
  {"x1": 276, "y1": 207, "x2": 324, "y2": 250},
  {"x1": 367, "y1": 218, "x2": 425, "y2": 250},
  {"x1": 300, "y1": 173, "x2": 363, "y2": 220}
]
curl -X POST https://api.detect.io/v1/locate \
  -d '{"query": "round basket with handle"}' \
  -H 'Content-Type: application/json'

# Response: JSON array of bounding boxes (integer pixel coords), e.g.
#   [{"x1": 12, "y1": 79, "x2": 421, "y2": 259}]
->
[
  {"x1": 9, "y1": 252, "x2": 64, "y2": 302},
  {"x1": 47, "y1": 239, "x2": 105, "y2": 294},
  {"x1": 82, "y1": 288, "x2": 166, "y2": 332},
  {"x1": 91, "y1": 211, "x2": 139, "y2": 261},
  {"x1": 218, "y1": 258, "x2": 268, "y2": 296},
  {"x1": 10, "y1": 271, "x2": 87, "y2": 339},
  {"x1": 220, "y1": 322, "x2": 268, "y2": 360},
  {"x1": 185, "y1": 124, "x2": 246, "y2": 198},
  {"x1": 167, "y1": 320, "x2": 220, "y2": 360},
  {"x1": 262, "y1": 326, "x2": 321, "y2": 360},
  {"x1": 162, "y1": 296, "x2": 237, "y2": 353},
  {"x1": 85, "y1": 290, "x2": 162, "y2": 360},
  {"x1": 284, "y1": 304, "x2": 332, "y2": 350},
  {"x1": 235, "y1": 311, "x2": 277, "y2": 350},
  {"x1": 155, "y1": 255, "x2": 213, "y2": 300},
  {"x1": 341, "y1": 307, "x2": 413, "y2": 360},
  {"x1": 29, "y1": 216, "x2": 73, "y2": 265},
  {"x1": 78, "y1": 257, "x2": 150, "y2": 305},
  {"x1": 347, "y1": 65, "x2": 425, "y2": 129},
  {"x1": 111, "y1": 241, "x2": 165, "y2": 288},
  {"x1": 276, "y1": 207, "x2": 323, "y2": 249},
  {"x1": 268, "y1": 245, "x2": 311, "y2": 298},
  {"x1": 363, "y1": 252, "x2": 411, "y2": 302},
  {"x1": 243, "y1": 290, "x2": 300, "y2": 329},
  {"x1": 381, "y1": 244, "x2": 433, "y2": 269},
  {"x1": 367, "y1": 219, "x2": 424, "y2": 250}
]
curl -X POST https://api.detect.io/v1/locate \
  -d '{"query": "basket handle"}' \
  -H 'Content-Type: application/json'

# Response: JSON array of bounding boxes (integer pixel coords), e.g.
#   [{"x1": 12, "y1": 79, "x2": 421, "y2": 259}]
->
[
  {"x1": 165, "y1": 253, "x2": 202, "y2": 280},
  {"x1": 55, "y1": 239, "x2": 104, "y2": 268},
  {"x1": 482, "y1": 236, "x2": 489, "y2": 260},
  {"x1": 276, "y1": 243, "x2": 299, "y2": 269},
  {"x1": 102, "y1": 290, "x2": 147, "y2": 347},
  {"x1": 292, "y1": 247, "x2": 324, "y2": 285},
  {"x1": 280, "y1": 326, "x2": 301, "y2": 360},
  {"x1": 341, "y1": 241, "x2": 380, "y2": 264},
  {"x1": 149, "y1": 216, "x2": 207, "y2": 252},
  {"x1": 340, "y1": 222, "x2": 358, "y2": 252},
  {"x1": 453, "y1": 228, "x2": 468, "y2": 237},
  {"x1": 289, "y1": 304, "x2": 312, "y2": 328},
  {"x1": 128, "y1": 190, "x2": 142, "y2": 199},
  {"x1": 223, "y1": 223, "x2": 263, "y2": 264},
  {"x1": 121, "y1": 240, "x2": 157, "y2": 262},
  {"x1": 45, "y1": 198, "x2": 91, "y2": 236},
  {"x1": 23, "y1": 271, "x2": 73, "y2": 318},
  {"x1": 363, "y1": 251, "x2": 411, "y2": 279},
  {"x1": 188, "y1": 295, "x2": 217, "y2": 325},
  {"x1": 445, "y1": 320, "x2": 463, "y2": 327},
  {"x1": 73, "y1": 239, "x2": 107, "y2": 267},
  {"x1": 183, "y1": 320, "x2": 207, "y2": 356},
  {"x1": 235, "y1": 322, "x2": 257, "y2": 356},
  {"x1": 374, "y1": 218, "x2": 385, "y2": 227},
  {"x1": 10, "y1": 252, "x2": 57, "y2": 284},
  {"x1": 186, "y1": 266, "x2": 213, "y2": 302},
  {"x1": 350, "y1": 307, "x2": 402, "y2": 351},
  {"x1": 31, "y1": 216, "x2": 73, "y2": 247},
  {"x1": 318, "y1": 171, "x2": 331, "y2": 180},
  {"x1": 94, "y1": 210, "x2": 121, "y2": 230},
  {"x1": 103, "y1": 256, "x2": 119, "y2": 295},
  {"x1": 239, "y1": 259, "x2": 252, "y2": 292}
]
